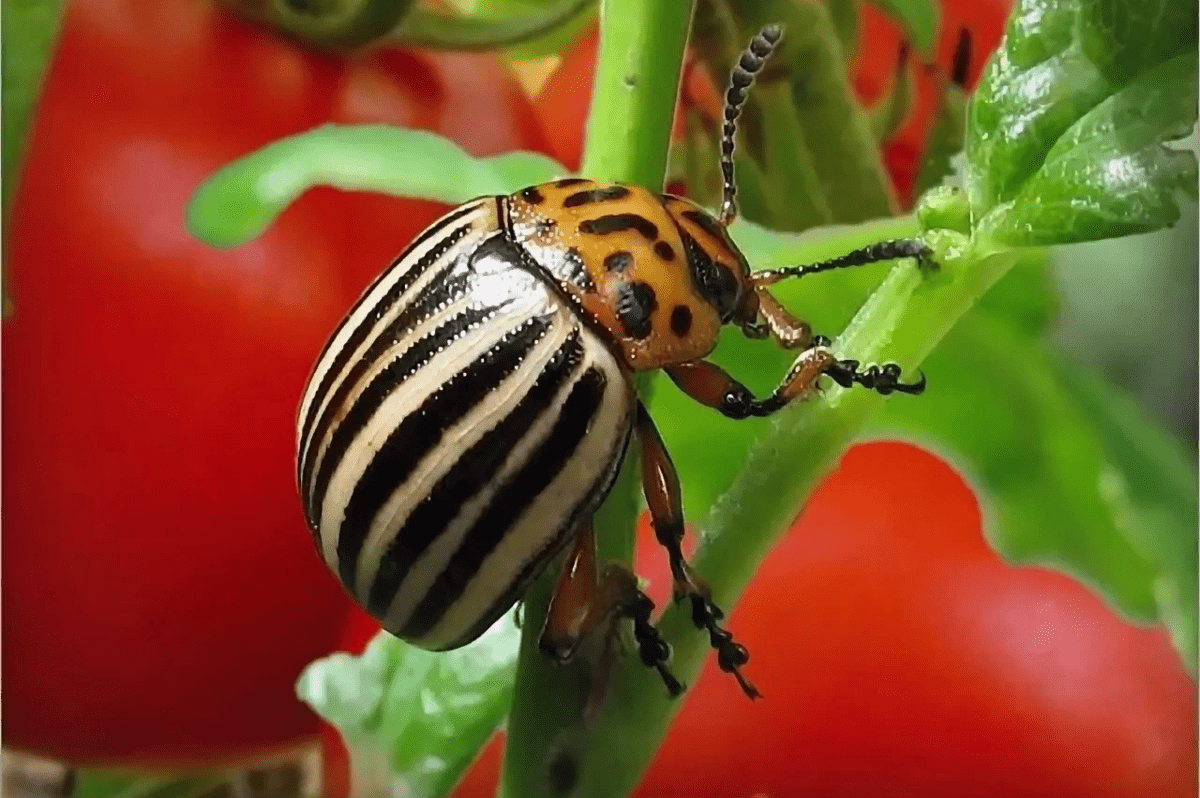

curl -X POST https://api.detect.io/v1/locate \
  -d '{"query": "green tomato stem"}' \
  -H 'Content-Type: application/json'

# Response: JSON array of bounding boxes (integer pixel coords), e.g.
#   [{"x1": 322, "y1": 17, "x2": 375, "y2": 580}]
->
[{"x1": 499, "y1": 2, "x2": 694, "y2": 797}]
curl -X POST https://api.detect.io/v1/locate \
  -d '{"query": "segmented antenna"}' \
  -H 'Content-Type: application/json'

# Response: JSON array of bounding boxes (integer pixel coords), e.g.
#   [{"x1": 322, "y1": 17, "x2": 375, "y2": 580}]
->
[{"x1": 718, "y1": 23, "x2": 784, "y2": 227}]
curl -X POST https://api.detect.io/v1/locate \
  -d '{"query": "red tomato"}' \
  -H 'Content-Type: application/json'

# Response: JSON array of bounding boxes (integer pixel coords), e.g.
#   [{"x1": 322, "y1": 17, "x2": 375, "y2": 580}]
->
[
  {"x1": 636, "y1": 442, "x2": 1196, "y2": 798},
  {"x1": 393, "y1": 442, "x2": 1195, "y2": 798},
  {"x1": 2, "y1": 0, "x2": 545, "y2": 768}
]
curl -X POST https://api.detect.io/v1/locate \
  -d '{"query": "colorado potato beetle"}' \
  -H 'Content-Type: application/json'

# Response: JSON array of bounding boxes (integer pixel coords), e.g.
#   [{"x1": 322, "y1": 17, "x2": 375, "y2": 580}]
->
[{"x1": 297, "y1": 23, "x2": 930, "y2": 699}]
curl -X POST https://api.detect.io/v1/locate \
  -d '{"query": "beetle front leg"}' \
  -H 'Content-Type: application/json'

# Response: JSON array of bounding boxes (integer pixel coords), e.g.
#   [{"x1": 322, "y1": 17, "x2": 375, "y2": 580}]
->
[
  {"x1": 636, "y1": 403, "x2": 760, "y2": 699},
  {"x1": 667, "y1": 346, "x2": 924, "y2": 420},
  {"x1": 539, "y1": 520, "x2": 683, "y2": 698}
]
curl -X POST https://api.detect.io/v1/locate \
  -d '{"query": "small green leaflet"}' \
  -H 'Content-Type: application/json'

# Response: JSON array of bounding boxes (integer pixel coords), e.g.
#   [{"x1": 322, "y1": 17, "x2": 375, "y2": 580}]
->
[{"x1": 186, "y1": 125, "x2": 565, "y2": 248}]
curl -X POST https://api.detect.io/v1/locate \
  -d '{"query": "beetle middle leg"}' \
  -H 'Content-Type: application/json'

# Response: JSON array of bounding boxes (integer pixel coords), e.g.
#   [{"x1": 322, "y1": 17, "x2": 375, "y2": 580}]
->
[
  {"x1": 540, "y1": 520, "x2": 684, "y2": 698},
  {"x1": 636, "y1": 403, "x2": 760, "y2": 699}
]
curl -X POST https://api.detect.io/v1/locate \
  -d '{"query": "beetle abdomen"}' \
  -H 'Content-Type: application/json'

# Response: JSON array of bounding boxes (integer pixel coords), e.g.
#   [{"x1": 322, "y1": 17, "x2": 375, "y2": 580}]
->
[{"x1": 297, "y1": 199, "x2": 635, "y2": 650}]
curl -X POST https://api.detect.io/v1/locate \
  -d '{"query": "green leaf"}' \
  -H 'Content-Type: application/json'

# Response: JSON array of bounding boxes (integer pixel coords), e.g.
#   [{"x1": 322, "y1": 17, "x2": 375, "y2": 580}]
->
[
  {"x1": 867, "y1": 0, "x2": 938, "y2": 56},
  {"x1": 981, "y1": 53, "x2": 1198, "y2": 244},
  {"x1": 966, "y1": 0, "x2": 1198, "y2": 245},
  {"x1": 186, "y1": 125, "x2": 565, "y2": 248},
  {"x1": 473, "y1": 0, "x2": 597, "y2": 58},
  {"x1": 1055, "y1": 362, "x2": 1199, "y2": 673},
  {"x1": 298, "y1": 613, "x2": 521, "y2": 798}
]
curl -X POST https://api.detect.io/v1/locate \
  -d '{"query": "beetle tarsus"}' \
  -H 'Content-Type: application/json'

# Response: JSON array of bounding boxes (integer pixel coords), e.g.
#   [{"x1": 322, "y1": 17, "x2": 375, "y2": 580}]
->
[
  {"x1": 624, "y1": 591, "x2": 685, "y2": 697},
  {"x1": 825, "y1": 360, "x2": 926, "y2": 396},
  {"x1": 689, "y1": 594, "x2": 761, "y2": 700}
]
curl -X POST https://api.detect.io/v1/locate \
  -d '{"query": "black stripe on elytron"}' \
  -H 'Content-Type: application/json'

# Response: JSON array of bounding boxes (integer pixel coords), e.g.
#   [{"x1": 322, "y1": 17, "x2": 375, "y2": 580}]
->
[
  {"x1": 299, "y1": 269, "x2": 472, "y2": 503},
  {"x1": 431, "y1": 392, "x2": 633, "y2": 651},
  {"x1": 555, "y1": 178, "x2": 591, "y2": 188},
  {"x1": 332, "y1": 316, "x2": 553, "y2": 593},
  {"x1": 364, "y1": 328, "x2": 585, "y2": 618},
  {"x1": 297, "y1": 217, "x2": 475, "y2": 466},
  {"x1": 307, "y1": 302, "x2": 504, "y2": 526},
  {"x1": 399, "y1": 367, "x2": 608, "y2": 640},
  {"x1": 578, "y1": 214, "x2": 659, "y2": 241},
  {"x1": 562, "y1": 186, "x2": 631, "y2": 208}
]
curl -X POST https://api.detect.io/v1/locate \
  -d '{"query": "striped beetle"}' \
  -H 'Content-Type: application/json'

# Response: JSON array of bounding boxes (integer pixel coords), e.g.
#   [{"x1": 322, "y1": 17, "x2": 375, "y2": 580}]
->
[{"x1": 297, "y1": 23, "x2": 930, "y2": 699}]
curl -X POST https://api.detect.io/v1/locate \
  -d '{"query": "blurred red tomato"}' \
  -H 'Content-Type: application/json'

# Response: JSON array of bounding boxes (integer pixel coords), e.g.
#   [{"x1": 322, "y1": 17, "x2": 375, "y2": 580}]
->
[
  {"x1": 374, "y1": 442, "x2": 1194, "y2": 798},
  {"x1": 635, "y1": 441, "x2": 1196, "y2": 798},
  {"x1": 2, "y1": 0, "x2": 546, "y2": 768}
]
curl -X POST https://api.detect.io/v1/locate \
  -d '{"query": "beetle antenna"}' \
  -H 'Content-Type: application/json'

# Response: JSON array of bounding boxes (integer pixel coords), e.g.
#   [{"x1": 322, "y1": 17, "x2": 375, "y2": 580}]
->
[
  {"x1": 719, "y1": 23, "x2": 784, "y2": 228},
  {"x1": 750, "y1": 239, "x2": 934, "y2": 286}
]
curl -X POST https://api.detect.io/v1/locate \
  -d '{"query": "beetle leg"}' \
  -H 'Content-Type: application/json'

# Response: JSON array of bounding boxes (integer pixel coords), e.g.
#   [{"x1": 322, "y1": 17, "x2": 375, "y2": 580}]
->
[
  {"x1": 667, "y1": 347, "x2": 924, "y2": 420},
  {"x1": 754, "y1": 288, "x2": 812, "y2": 349},
  {"x1": 540, "y1": 520, "x2": 684, "y2": 697},
  {"x1": 636, "y1": 403, "x2": 760, "y2": 699}
]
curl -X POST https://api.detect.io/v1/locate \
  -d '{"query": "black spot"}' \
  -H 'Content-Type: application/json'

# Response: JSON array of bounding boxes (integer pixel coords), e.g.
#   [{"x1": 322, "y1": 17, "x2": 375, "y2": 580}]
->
[
  {"x1": 670, "y1": 305, "x2": 693, "y2": 337},
  {"x1": 535, "y1": 218, "x2": 557, "y2": 236},
  {"x1": 604, "y1": 250, "x2": 633, "y2": 273},
  {"x1": 616, "y1": 281, "x2": 657, "y2": 339},
  {"x1": 654, "y1": 240, "x2": 675, "y2": 261},
  {"x1": 555, "y1": 177, "x2": 590, "y2": 188},
  {"x1": 682, "y1": 209, "x2": 728, "y2": 242},
  {"x1": 520, "y1": 186, "x2": 545, "y2": 204},
  {"x1": 579, "y1": 214, "x2": 659, "y2": 240},
  {"x1": 563, "y1": 185, "x2": 631, "y2": 207},
  {"x1": 548, "y1": 749, "x2": 579, "y2": 796}
]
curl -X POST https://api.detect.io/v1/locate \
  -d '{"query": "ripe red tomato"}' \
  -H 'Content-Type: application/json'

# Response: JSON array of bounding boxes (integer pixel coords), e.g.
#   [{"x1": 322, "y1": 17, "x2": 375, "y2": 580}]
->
[
  {"x1": 357, "y1": 442, "x2": 1195, "y2": 798},
  {"x1": 634, "y1": 441, "x2": 1196, "y2": 798},
  {"x1": 2, "y1": 0, "x2": 546, "y2": 768}
]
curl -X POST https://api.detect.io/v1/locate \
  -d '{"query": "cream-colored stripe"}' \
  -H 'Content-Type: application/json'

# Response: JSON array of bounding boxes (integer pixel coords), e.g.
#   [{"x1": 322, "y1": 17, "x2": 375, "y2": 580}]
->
[
  {"x1": 297, "y1": 201, "x2": 493, "y2": 474},
  {"x1": 378, "y1": 312, "x2": 583, "y2": 633},
  {"x1": 419, "y1": 334, "x2": 633, "y2": 650}
]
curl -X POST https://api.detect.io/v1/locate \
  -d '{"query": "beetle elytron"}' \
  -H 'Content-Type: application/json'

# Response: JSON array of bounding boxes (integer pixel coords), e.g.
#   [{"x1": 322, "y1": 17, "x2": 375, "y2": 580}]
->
[{"x1": 296, "y1": 23, "x2": 930, "y2": 699}]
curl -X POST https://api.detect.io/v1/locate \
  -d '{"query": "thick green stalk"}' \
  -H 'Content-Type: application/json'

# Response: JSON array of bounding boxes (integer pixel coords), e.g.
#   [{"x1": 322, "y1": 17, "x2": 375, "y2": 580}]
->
[{"x1": 498, "y1": 2, "x2": 694, "y2": 797}]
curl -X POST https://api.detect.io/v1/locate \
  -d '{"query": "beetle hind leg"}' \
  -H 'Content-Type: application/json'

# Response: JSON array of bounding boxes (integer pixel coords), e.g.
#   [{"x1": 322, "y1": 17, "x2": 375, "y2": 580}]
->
[
  {"x1": 540, "y1": 520, "x2": 684, "y2": 698},
  {"x1": 636, "y1": 403, "x2": 761, "y2": 699}
]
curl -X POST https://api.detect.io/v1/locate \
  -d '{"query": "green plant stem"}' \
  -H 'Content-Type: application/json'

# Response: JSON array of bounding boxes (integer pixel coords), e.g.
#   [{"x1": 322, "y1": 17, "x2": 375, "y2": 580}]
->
[
  {"x1": 499, "y1": 2, "x2": 694, "y2": 797},
  {"x1": 565, "y1": 226, "x2": 1020, "y2": 797},
  {"x1": 577, "y1": 0, "x2": 694, "y2": 186}
]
